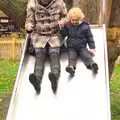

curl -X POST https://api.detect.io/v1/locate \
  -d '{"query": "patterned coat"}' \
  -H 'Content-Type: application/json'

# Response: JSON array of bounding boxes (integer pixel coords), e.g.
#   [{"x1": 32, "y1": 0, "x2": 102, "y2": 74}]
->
[{"x1": 25, "y1": 0, "x2": 67, "y2": 48}]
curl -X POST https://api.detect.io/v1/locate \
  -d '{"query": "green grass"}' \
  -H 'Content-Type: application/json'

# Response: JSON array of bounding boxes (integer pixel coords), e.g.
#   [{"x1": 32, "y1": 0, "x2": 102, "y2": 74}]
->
[
  {"x1": 111, "y1": 64, "x2": 120, "y2": 120},
  {"x1": 0, "y1": 60, "x2": 19, "y2": 96}
]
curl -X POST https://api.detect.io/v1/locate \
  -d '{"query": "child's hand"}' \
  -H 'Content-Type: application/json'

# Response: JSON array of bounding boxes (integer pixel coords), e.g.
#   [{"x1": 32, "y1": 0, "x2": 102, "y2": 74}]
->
[
  {"x1": 58, "y1": 19, "x2": 67, "y2": 29},
  {"x1": 25, "y1": 23, "x2": 34, "y2": 33},
  {"x1": 88, "y1": 49, "x2": 96, "y2": 54},
  {"x1": 58, "y1": 20, "x2": 65, "y2": 29}
]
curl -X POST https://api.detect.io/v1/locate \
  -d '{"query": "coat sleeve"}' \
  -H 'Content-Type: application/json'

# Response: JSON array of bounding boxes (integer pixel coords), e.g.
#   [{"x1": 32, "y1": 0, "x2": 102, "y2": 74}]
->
[
  {"x1": 25, "y1": 0, "x2": 36, "y2": 29},
  {"x1": 60, "y1": 24, "x2": 68, "y2": 40},
  {"x1": 84, "y1": 24, "x2": 96, "y2": 49}
]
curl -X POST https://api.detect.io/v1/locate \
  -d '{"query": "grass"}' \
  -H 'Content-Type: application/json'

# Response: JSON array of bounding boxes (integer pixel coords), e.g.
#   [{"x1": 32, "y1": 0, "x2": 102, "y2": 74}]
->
[
  {"x1": 0, "y1": 60, "x2": 19, "y2": 96},
  {"x1": 110, "y1": 64, "x2": 120, "y2": 120},
  {"x1": 0, "y1": 60, "x2": 19, "y2": 120},
  {"x1": 0, "y1": 60, "x2": 120, "y2": 119}
]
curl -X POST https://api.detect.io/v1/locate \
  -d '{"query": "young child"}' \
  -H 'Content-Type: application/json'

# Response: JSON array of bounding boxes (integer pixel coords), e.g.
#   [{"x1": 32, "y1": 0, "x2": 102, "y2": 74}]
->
[
  {"x1": 60, "y1": 7, "x2": 98, "y2": 76},
  {"x1": 25, "y1": 0, "x2": 67, "y2": 94}
]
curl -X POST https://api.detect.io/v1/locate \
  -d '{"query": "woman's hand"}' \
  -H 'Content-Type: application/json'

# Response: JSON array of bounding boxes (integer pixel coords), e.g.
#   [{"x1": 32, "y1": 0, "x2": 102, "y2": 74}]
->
[{"x1": 25, "y1": 23, "x2": 34, "y2": 33}]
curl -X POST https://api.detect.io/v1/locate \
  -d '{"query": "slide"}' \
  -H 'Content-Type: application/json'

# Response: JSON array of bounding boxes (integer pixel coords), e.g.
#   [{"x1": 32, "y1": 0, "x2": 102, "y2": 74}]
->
[{"x1": 6, "y1": 25, "x2": 111, "y2": 120}]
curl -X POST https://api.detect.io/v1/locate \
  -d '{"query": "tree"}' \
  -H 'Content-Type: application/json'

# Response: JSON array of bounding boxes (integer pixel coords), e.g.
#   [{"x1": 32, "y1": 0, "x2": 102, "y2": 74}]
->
[
  {"x1": 107, "y1": 0, "x2": 120, "y2": 78},
  {"x1": 78, "y1": 0, "x2": 100, "y2": 24},
  {"x1": 0, "y1": 0, "x2": 27, "y2": 27}
]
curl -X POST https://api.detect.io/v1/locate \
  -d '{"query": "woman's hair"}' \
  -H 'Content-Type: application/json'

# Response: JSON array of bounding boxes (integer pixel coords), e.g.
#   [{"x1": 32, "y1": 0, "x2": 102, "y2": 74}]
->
[{"x1": 67, "y1": 7, "x2": 85, "y2": 20}]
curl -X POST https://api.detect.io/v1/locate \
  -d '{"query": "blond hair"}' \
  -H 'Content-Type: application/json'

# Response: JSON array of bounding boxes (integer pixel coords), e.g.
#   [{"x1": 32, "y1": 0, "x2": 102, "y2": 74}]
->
[{"x1": 67, "y1": 7, "x2": 85, "y2": 20}]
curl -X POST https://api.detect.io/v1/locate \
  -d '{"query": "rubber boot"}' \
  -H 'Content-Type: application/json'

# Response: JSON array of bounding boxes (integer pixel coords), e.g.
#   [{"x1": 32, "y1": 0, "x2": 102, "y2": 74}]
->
[
  {"x1": 29, "y1": 73, "x2": 41, "y2": 94},
  {"x1": 48, "y1": 52, "x2": 60, "y2": 94},
  {"x1": 29, "y1": 49, "x2": 46, "y2": 95}
]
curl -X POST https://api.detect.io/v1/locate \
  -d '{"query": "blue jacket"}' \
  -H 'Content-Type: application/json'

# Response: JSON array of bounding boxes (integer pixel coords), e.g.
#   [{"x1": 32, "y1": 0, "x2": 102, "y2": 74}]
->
[{"x1": 60, "y1": 21, "x2": 95, "y2": 49}]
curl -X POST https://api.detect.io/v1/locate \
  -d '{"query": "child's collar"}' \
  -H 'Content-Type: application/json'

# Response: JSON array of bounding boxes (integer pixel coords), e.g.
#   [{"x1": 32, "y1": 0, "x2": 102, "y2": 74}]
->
[
  {"x1": 69, "y1": 20, "x2": 84, "y2": 26},
  {"x1": 79, "y1": 20, "x2": 83, "y2": 24}
]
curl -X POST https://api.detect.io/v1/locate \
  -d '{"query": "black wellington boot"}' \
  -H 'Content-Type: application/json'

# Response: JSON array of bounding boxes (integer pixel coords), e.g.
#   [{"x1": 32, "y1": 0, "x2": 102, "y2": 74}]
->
[
  {"x1": 49, "y1": 71, "x2": 59, "y2": 94},
  {"x1": 29, "y1": 73, "x2": 41, "y2": 95},
  {"x1": 29, "y1": 48, "x2": 46, "y2": 95},
  {"x1": 48, "y1": 52, "x2": 60, "y2": 94}
]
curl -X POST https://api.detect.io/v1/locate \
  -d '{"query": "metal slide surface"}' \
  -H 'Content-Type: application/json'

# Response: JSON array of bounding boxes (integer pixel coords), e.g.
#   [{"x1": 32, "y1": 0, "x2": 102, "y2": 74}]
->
[{"x1": 6, "y1": 25, "x2": 111, "y2": 120}]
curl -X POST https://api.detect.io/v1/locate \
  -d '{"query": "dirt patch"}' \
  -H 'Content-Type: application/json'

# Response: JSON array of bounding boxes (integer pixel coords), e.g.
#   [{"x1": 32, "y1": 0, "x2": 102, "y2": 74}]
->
[{"x1": 0, "y1": 94, "x2": 11, "y2": 120}]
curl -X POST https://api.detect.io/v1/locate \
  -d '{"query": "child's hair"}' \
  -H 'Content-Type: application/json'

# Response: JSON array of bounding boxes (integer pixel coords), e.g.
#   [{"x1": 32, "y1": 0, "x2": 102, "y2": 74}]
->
[{"x1": 67, "y1": 7, "x2": 85, "y2": 20}]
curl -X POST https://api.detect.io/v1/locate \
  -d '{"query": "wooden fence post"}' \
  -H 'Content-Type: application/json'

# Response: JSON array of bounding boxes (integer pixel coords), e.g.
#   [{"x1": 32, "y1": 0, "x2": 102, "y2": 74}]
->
[
  {"x1": 99, "y1": 0, "x2": 107, "y2": 25},
  {"x1": 12, "y1": 38, "x2": 16, "y2": 60}
]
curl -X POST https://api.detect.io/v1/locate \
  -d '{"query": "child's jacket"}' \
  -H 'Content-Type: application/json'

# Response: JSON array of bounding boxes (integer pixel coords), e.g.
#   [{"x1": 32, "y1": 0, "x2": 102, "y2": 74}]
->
[
  {"x1": 26, "y1": 0, "x2": 67, "y2": 48},
  {"x1": 60, "y1": 21, "x2": 95, "y2": 50}
]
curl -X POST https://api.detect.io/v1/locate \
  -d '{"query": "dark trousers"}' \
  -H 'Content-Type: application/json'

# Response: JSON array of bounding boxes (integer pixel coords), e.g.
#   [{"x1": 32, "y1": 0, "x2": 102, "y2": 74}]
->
[
  {"x1": 68, "y1": 48, "x2": 94, "y2": 68},
  {"x1": 34, "y1": 44, "x2": 60, "y2": 83}
]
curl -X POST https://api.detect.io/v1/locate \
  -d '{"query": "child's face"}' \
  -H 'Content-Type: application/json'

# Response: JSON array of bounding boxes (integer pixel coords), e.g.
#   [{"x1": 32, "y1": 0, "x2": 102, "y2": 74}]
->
[{"x1": 70, "y1": 18, "x2": 80, "y2": 25}]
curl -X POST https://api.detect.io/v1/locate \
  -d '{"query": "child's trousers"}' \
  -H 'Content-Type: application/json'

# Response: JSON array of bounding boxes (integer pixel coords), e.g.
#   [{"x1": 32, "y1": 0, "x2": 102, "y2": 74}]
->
[{"x1": 68, "y1": 48, "x2": 94, "y2": 68}]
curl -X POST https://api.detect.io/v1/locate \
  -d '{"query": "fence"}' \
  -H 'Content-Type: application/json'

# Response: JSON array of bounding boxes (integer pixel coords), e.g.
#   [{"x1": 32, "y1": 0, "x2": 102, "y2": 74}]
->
[
  {"x1": 116, "y1": 56, "x2": 120, "y2": 64},
  {"x1": 1, "y1": 38, "x2": 120, "y2": 63},
  {"x1": 0, "y1": 38, "x2": 23, "y2": 60}
]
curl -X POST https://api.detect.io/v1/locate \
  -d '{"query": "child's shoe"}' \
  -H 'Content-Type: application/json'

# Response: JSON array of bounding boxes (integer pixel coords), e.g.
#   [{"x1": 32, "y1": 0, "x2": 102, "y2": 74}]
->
[
  {"x1": 66, "y1": 66, "x2": 75, "y2": 76},
  {"x1": 91, "y1": 63, "x2": 98, "y2": 74}
]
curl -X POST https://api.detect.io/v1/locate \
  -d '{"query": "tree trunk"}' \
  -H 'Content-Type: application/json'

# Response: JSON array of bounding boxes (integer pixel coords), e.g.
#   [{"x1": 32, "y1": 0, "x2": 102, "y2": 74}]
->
[
  {"x1": 109, "y1": 0, "x2": 120, "y2": 27},
  {"x1": 78, "y1": 0, "x2": 100, "y2": 24},
  {"x1": 107, "y1": 0, "x2": 120, "y2": 79}
]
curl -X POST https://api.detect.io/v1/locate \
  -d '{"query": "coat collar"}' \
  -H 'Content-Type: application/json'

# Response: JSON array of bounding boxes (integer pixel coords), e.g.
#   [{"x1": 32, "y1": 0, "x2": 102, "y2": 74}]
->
[{"x1": 37, "y1": 0, "x2": 56, "y2": 9}]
